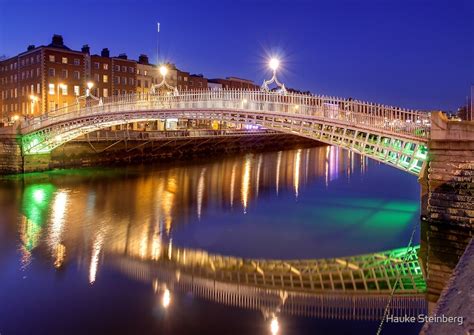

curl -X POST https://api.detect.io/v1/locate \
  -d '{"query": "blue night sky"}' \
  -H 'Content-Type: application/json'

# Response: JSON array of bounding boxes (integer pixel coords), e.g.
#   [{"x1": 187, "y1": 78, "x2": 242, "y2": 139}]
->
[{"x1": 0, "y1": 0, "x2": 472, "y2": 111}]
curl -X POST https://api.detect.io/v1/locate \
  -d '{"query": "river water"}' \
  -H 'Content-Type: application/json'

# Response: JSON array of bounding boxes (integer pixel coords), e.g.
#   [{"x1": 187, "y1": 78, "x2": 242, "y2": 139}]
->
[{"x1": 0, "y1": 146, "x2": 424, "y2": 334}]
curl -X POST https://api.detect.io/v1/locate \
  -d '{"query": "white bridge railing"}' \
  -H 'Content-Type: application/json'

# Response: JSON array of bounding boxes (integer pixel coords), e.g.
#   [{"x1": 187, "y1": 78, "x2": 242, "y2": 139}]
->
[{"x1": 20, "y1": 89, "x2": 431, "y2": 140}]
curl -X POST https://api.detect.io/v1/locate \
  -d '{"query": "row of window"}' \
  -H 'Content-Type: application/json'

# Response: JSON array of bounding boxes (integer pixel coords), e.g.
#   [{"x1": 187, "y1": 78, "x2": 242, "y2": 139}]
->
[
  {"x1": 1, "y1": 83, "x2": 40, "y2": 100},
  {"x1": 93, "y1": 73, "x2": 108, "y2": 83},
  {"x1": 48, "y1": 83, "x2": 80, "y2": 96},
  {"x1": 114, "y1": 76, "x2": 134, "y2": 85},
  {"x1": 93, "y1": 62, "x2": 109, "y2": 70},
  {"x1": 48, "y1": 68, "x2": 82, "y2": 80},
  {"x1": 114, "y1": 65, "x2": 135, "y2": 73},
  {"x1": 48, "y1": 55, "x2": 81, "y2": 66}
]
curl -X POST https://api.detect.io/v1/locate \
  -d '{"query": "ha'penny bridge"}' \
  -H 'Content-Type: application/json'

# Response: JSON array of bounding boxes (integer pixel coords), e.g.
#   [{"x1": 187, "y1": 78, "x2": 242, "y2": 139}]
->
[
  {"x1": 17, "y1": 89, "x2": 430, "y2": 175},
  {"x1": 113, "y1": 243, "x2": 427, "y2": 320}
]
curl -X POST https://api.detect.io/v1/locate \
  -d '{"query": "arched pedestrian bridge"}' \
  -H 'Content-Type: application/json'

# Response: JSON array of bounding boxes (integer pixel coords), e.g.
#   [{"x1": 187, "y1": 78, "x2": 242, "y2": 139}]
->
[{"x1": 18, "y1": 90, "x2": 431, "y2": 175}]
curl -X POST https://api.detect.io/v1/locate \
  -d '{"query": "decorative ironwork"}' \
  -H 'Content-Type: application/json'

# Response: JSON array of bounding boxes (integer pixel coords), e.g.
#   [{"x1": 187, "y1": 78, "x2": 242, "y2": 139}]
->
[{"x1": 17, "y1": 90, "x2": 430, "y2": 175}]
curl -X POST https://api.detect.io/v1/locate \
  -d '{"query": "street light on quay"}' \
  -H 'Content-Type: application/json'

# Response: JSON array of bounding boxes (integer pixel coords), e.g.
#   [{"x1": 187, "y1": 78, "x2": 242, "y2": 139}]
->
[
  {"x1": 29, "y1": 95, "x2": 39, "y2": 115},
  {"x1": 86, "y1": 81, "x2": 94, "y2": 96},
  {"x1": 57, "y1": 83, "x2": 66, "y2": 109}
]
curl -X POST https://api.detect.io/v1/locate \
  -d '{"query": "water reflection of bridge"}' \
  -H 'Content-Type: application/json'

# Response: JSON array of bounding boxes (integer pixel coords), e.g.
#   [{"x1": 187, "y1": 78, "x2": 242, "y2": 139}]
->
[{"x1": 112, "y1": 243, "x2": 426, "y2": 320}]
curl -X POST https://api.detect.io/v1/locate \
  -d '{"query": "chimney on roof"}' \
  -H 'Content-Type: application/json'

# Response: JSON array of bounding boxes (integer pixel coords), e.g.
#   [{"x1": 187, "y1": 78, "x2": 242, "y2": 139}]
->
[
  {"x1": 51, "y1": 34, "x2": 64, "y2": 46},
  {"x1": 81, "y1": 44, "x2": 90, "y2": 54},
  {"x1": 118, "y1": 53, "x2": 128, "y2": 60},
  {"x1": 27, "y1": 45, "x2": 35, "y2": 51},
  {"x1": 138, "y1": 54, "x2": 149, "y2": 65},
  {"x1": 101, "y1": 48, "x2": 110, "y2": 58}
]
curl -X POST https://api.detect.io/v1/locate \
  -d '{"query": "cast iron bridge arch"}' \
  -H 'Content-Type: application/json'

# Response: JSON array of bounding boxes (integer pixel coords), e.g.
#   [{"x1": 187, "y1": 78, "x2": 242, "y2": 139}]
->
[{"x1": 19, "y1": 90, "x2": 431, "y2": 175}]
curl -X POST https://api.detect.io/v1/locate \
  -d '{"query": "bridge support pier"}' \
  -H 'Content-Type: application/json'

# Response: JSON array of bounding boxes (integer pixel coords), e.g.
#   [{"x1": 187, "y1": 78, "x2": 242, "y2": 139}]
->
[
  {"x1": 22, "y1": 153, "x2": 52, "y2": 173},
  {"x1": 423, "y1": 112, "x2": 474, "y2": 311},
  {"x1": 0, "y1": 134, "x2": 23, "y2": 174}
]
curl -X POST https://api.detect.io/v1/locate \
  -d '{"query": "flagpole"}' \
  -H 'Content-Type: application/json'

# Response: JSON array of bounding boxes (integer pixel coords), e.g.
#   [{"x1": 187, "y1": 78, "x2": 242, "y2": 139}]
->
[{"x1": 157, "y1": 22, "x2": 160, "y2": 65}]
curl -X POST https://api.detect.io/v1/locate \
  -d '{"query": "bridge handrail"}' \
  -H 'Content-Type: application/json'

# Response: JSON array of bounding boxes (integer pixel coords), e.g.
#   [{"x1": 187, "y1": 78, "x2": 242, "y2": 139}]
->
[{"x1": 19, "y1": 89, "x2": 431, "y2": 140}]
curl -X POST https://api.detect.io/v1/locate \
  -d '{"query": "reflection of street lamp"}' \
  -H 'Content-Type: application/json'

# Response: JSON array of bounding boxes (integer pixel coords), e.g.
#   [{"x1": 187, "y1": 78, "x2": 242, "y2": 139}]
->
[
  {"x1": 261, "y1": 57, "x2": 286, "y2": 93},
  {"x1": 270, "y1": 317, "x2": 279, "y2": 335},
  {"x1": 29, "y1": 95, "x2": 39, "y2": 115},
  {"x1": 162, "y1": 288, "x2": 171, "y2": 308}
]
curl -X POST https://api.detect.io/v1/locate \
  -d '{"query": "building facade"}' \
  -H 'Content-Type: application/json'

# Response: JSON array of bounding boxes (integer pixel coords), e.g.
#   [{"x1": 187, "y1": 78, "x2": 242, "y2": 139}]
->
[
  {"x1": 177, "y1": 70, "x2": 208, "y2": 91},
  {"x1": 208, "y1": 77, "x2": 258, "y2": 90},
  {"x1": 0, "y1": 34, "x2": 259, "y2": 125}
]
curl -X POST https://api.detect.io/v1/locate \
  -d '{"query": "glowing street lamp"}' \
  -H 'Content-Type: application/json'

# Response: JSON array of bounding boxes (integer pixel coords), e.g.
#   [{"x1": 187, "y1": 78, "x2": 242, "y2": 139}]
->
[
  {"x1": 261, "y1": 57, "x2": 286, "y2": 93},
  {"x1": 269, "y1": 58, "x2": 280, "y2": 72},
  {"x1": 159, "y1": 65, "x2": 168, "y2": 78},
  {"x1": 12, "y1": 114, "x2": 20, "y2": 122},
  {"x1": 86, "y1": 81, "x2": 94, "y2": 96}
]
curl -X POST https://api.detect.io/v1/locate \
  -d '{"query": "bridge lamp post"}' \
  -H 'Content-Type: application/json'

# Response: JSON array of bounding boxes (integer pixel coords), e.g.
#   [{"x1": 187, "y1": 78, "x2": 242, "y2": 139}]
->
[
  {"x1": 152, "y1": 65, "x2": 178, "y2": 95},
  {"x1": 261, "y1": 57, "x2": 287, "y2": 93}
]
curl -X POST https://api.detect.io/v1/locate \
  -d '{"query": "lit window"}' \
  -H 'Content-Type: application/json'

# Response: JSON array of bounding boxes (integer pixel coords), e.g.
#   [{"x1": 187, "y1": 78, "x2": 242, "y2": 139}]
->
[
  {"x1": 37, "y1": 83, "x2": 40, "y2": 93},
  {"x1": 49, "y1": 55, "x2": 55, "y2": 62},
  {"x1": 103, "y1": 63, "x2": 108, "y2": 70},
  {"x1": 61, "y1": 85, "x2": 67, "y2": 95},
  {"x1": 74, "y1": 85, "x2": 80, "y2": 96},
  {"x1": 144, "y1": 70, "x2": 147, "y2": 76},
  {"x1": 48, "y1": 83, "x2": 55, "y2": 95},
  {"x1": 62, "y1": 57, "x2": 68, "y2": 64},
  {"x1": 103, "y1": 75, "x2": 108, "y2": 83},
  {"x1": 103, "y1": 88, "x2": 108, "y2": 97}
]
